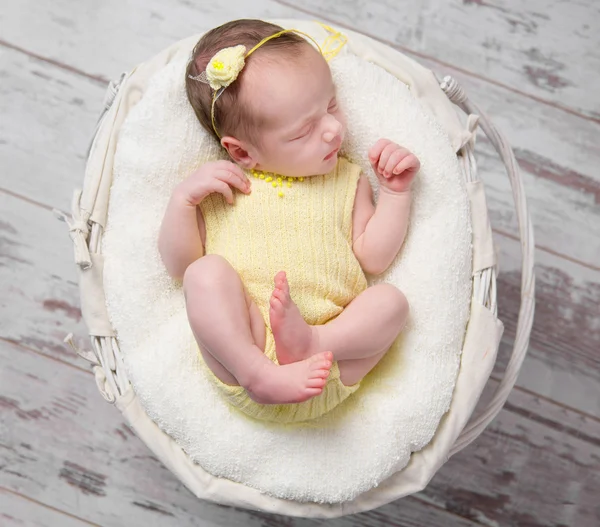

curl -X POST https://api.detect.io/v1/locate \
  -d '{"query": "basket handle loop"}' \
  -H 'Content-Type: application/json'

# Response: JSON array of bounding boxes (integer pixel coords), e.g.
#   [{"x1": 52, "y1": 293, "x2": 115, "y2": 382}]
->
[{"x1": 440, "y1": 76, "x2": 536, "y2": 456}]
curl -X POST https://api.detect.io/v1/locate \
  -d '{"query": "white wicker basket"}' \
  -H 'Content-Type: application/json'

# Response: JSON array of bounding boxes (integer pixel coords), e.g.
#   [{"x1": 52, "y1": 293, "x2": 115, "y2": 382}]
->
[{"x1": 57, "y1": 22, "x2": 535, "y2": 518}]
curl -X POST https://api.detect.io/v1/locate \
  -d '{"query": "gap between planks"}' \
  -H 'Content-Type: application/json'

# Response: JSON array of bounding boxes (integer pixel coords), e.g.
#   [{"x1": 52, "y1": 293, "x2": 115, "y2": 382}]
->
[
  {"x1": 0, "y1": 486, "x2": 101, "y2": 527},
  {"x1": 0, "y1": 38, "x2": 109, "y2": 86}
]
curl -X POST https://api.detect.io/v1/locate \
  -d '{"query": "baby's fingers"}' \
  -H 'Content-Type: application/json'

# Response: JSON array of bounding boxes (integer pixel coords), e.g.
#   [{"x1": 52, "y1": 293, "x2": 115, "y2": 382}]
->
[
  {"x1": 368, "y1": 138, "x2": 392, "y2": 164},
  {"x1": 393, "y1": 153, "x2": 420, "y2": 175},
  {"x1": 378, "y1": 143, "x2": 400, "y2": 174},
  {"x1": 213, "y1": 179, "x2": 235, "y2": 205},
  {"x1": 216, "y1": 167, "x2": 251, "y2": 194},
  {"x1": 383, "y1": 149, "x2": 407, "y2": 177}
]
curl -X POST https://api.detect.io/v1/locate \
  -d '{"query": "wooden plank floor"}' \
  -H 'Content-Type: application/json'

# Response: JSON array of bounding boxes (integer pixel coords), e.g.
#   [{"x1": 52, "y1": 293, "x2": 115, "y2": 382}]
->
[{"x1": 1, "y1": 0, "x2": 598, "y2": 525}]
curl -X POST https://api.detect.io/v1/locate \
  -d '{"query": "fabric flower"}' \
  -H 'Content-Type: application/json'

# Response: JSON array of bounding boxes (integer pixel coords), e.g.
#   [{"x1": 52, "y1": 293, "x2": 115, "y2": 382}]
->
[{"x1": 205, "y1": 45, "x2": 247, "y2": 90}]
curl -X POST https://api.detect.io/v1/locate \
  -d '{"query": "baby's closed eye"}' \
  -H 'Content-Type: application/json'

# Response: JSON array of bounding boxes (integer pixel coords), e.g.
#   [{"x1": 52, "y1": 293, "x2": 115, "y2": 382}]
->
[{"x1": 290, "y1": 126, "x2": 312, "y2": 141}]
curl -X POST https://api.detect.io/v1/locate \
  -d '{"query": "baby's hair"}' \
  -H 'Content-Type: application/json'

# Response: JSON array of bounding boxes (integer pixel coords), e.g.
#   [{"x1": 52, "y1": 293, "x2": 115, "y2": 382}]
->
[{"x1": 186, "y1": 19, "x2": 311, "y2": 143}]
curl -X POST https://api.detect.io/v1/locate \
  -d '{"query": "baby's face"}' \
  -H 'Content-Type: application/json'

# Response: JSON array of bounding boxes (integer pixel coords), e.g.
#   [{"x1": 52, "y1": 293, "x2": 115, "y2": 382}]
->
[{"x1": 245, "y1": 48, "x2": 346, "y2": 177}]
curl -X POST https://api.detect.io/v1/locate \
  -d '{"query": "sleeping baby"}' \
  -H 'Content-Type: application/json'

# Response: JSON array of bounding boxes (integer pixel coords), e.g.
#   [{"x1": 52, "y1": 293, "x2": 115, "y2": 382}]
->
[{"x1": 158, "y1": 19, "x2": 420, "y2": 423}]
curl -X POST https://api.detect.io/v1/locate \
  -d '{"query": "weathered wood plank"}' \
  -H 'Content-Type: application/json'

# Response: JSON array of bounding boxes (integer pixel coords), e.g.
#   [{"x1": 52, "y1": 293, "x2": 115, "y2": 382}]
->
[
  {"x1": 0, "y1": 48, "x2": 104, "y2": 213},
  {"x1": 0, "y1": 0, "x2": 298, "y2": 82},
  {"x1": 2, "y1": 338, "x2": 598, "y2": 526},
  {"x1": 0, "y1": 338, "x2": 485, "y2": 527},
  {"x1": 2, "y1": 42, "x2": 599, "y2": 268},
  {"x1": 494, "y1": 239, "x2": 600, "y2": 418},
  {"x1": 422, "y1": 383, "x2": 600, "y2": 527},
  {"x1": 0, "y1": 192, "x2": 89, "y2": 362},
  {"x1": 0, "y1": 488, "x2": 96, "y2": 527},
  {"x1": 274, "y1": 0, "x2": 600, "y2": 121}
]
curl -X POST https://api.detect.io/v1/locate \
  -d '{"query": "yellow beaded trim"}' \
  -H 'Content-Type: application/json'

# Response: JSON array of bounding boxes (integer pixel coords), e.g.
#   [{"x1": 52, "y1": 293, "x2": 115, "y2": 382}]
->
[{"x1": 250, "y1": 169, "x2": 305, "y2": 197}]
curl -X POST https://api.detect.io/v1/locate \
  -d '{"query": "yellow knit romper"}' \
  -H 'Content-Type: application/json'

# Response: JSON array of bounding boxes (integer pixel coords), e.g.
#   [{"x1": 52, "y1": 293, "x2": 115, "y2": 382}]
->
[{"x1": 197, "y1": 157, "x2": 368, "y2": 423}]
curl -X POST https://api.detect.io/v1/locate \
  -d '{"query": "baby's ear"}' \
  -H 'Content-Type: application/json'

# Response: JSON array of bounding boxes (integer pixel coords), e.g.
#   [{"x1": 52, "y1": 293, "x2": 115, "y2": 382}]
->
[{"x1": 220, "y1": 136, "x2": 256, "y2": 168}]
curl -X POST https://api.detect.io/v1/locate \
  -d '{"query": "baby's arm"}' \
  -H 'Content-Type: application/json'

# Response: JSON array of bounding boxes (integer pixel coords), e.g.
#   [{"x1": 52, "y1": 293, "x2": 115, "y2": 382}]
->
[
  {"x1": 158, "y1": 160, "x2": 251, "y2": 280},
  {"x1": 352, "y1": 140, "x2": 420, "y2": 275},
  {"x1": 352, "y1": 179, "x2": 411, "y2": 276},
  {"x1": 158, "y1": 189, "x2": 205, "y2": 280}
]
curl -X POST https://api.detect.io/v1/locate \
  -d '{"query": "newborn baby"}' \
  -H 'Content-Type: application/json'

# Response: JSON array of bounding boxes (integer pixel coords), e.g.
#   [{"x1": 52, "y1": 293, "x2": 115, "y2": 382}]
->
[{"x1": 158, "y1": 20, "x2": 420, "y2": 423}]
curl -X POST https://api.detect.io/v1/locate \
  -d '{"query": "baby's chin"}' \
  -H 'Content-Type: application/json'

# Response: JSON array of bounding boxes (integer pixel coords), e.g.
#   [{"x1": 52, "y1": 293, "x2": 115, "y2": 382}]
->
[{"x1": 300, "y1": 155, "x2": 339, "y2": 177}]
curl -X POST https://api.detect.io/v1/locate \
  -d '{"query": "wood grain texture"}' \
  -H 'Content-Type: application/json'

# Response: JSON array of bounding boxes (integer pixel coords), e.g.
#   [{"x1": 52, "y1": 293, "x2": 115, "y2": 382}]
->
[
  {"x1": 424, "y1": 382, "x2": 600, "y2": 527},
  {"x1": 0, "y1": 192, "x2": 89, "y2": 362},
  {"x1": 0, "y1": 0, "x2": 298, "y2": 82},
  {"x1": 494, "y1": 239, "x2": 600, "y2": 417},
  {"x1": 274, "y1": 0, "x2": 600, "y2": 121},
  {"x1": 0, "y1": 488, "x2": 96, "y2": 526}
]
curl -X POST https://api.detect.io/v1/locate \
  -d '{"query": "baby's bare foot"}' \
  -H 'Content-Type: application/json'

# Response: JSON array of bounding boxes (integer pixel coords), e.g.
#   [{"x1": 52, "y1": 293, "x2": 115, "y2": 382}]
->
[
  {"x1": 270, "y1": 271, "x2": 320, "y2": 365},
  {"x1": 246, "y1": 352, "x2": 333, "y2": 404}
]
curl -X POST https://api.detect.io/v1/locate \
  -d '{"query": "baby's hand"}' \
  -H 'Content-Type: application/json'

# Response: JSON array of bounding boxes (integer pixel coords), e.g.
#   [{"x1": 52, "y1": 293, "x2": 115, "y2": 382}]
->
[
  {"x1": 175, "y1": 160, "x2": 251, "y2": 206},
  {"x1": 368, "y1": 139, "x2": 420, "y2": 194}
]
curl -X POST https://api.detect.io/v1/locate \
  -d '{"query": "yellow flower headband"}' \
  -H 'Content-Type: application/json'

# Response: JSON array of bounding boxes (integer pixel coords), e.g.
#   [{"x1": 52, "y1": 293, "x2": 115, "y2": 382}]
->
[{"x1": 188, "y1": 23, "x2": 348, "y2": 139}]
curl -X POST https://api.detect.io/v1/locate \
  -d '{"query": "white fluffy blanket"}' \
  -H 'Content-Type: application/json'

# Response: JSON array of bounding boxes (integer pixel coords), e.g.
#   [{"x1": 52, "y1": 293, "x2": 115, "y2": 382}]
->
[{"x1": 103, "y1": 52, "x2": 472, "y2": 503}]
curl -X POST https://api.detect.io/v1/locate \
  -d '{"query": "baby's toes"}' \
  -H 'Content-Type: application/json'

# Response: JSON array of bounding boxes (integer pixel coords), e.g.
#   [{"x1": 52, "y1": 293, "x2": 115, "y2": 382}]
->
[
  {"x1": 269, "y1": 296, "x2": 283, "y2": 314},
  {"x1": 272, "y1": 288, "x2": 286, "y2": 302},
  {"x1": 274, "y1": 271, "x2": 286, "y2": 287},
  {"x1": 280, "y1": 275, "x2": 290, "y2": 295},
  {"x1": 305, "y1": 387, "x2": 323, "y2": 397},
  {"x1": 309, "y1": 358, "x2": 331, "y2": 371},
  {"x1": 316, "y1": 368, "x2": 331, "y2": 379},
  {"x1": 307, "y1": 376, "x2": 327, "y2": 389}
]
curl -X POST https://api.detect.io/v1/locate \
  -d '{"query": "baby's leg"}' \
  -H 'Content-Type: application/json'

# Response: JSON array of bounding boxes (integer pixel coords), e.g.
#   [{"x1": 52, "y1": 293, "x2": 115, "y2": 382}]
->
[
  {"x1": 317, "y1": 283, "x2": 409, "y2": 361},
  {"x1": 271, "y1": 273, "x2": 408, "y2": 365},
  {"x1": 337, "y1": 350, "x2": 389, "y2": 386},
  {"x1": 183, "y1": 255, "x2": 334, "y2": 404}
]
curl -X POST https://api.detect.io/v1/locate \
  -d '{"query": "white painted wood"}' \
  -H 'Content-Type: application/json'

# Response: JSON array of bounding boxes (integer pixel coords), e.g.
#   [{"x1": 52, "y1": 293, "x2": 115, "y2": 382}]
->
[
  {"x1": 276, "y1": 0, "x2": 600, "y2": 120},
  {"x1": 492, "y1": 234, "x2": 600, "y2": 417},
  {"x1": 0, "y1": 192, "x2": 89, "y2": 358},
  {"x1": 0, "y1": 488, "x2": 95, "y2": 527},
  {"x1": 425, "y1": 384, "x2": 600, "y2": 527},
  {"x1": 0, "y1": 0, "x2": 298, "y2": 82},
  {"x1": 4, "y1": 0, "x2": 597, "y2": 119}
]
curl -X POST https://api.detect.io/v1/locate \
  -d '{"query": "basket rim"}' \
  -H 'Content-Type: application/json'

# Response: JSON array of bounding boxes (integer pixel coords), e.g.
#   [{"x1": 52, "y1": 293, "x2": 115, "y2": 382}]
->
[{"x1": 62, "y1": 21, "x2": 535, "y2": 518}]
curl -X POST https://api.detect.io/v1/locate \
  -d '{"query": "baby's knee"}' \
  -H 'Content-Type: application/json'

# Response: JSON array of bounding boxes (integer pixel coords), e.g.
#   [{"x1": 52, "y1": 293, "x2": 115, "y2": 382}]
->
[
  {"x1": 379, "y1": 284, "x2": 409, "y2": 323},
  {"x1": 182, "y1": 254, "x2": 230, "y2": 293}
]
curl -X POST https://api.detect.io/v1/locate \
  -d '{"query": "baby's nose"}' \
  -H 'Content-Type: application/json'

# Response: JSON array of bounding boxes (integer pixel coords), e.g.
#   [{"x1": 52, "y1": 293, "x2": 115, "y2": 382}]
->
[
  {"x1": 323, "y1": 121, "x2": 342, "y2": 143},
  {"x1": 322, "y1": 115, "x2": 342, "y2": 143},
  {"x1": 323, "y1": 131, "x2": 338, "y2": 143}
]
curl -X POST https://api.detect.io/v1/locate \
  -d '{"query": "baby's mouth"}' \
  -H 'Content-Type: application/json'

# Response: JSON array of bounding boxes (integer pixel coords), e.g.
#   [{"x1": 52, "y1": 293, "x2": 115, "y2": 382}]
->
[{"x1": 324, "y1": 146, "x2": 340, "y2": 161}]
